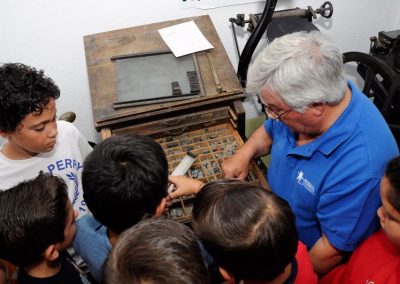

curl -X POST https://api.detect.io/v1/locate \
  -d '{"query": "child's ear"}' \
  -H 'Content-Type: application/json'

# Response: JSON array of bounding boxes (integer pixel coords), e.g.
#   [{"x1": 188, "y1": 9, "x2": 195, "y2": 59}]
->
[
  {"x1": 155, "y1": 198, "x2": 167, "y2": 217},
  {"x1": 43, "y1": 244, "x2": 59, "y2": 261},
  {"x1": 219, "y1": 267, "x2": 235, "y2": 284},
  {"x1": 0, "y1": 131, "x2": 9, "y2": 139}
]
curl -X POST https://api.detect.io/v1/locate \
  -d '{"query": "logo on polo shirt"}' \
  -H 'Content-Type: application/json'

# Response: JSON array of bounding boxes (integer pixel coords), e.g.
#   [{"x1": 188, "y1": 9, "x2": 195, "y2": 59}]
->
[{"x1": 297, "y1": 171, "x2": 315, "y2": 194}]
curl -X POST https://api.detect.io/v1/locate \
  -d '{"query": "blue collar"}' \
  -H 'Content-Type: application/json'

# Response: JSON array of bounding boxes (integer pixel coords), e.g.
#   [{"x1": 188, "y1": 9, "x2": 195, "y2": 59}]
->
[{"x1": 286, "y1": 80, "x2": 362, "y2": 157}]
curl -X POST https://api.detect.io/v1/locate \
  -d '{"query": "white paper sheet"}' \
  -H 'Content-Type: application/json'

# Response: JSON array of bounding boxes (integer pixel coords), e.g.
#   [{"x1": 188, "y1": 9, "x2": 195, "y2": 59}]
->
[{"x1": 158, "y1": 20, "x2": 213, "y2": 57}]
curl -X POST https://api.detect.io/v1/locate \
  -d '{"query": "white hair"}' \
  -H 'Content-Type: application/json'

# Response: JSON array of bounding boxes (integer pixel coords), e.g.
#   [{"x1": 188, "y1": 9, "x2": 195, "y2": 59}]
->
[{"x1": 246, "y1": 31, "x2": 347, "y2": 113}]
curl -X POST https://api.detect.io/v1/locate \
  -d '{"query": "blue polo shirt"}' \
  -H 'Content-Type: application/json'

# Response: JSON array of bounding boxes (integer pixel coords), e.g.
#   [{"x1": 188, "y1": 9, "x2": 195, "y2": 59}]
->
[{"x1": 264, "y1": 81, "x2": 399, "y2": 251}]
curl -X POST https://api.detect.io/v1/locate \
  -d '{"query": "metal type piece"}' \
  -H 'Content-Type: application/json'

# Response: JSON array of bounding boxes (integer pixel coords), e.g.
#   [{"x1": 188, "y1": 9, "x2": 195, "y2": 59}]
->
[
  {"x1": 171, "y1": 81, "x2": 182, "y2": 96},
  {"x1": 187, "y1": 71, "x2": 200, "y2": 93}
]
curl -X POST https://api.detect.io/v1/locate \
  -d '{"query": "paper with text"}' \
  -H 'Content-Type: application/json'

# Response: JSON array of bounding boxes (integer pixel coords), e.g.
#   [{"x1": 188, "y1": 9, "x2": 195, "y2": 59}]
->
[{"x1": 158, "y1": 20, "x2": 213, "y2": 57}]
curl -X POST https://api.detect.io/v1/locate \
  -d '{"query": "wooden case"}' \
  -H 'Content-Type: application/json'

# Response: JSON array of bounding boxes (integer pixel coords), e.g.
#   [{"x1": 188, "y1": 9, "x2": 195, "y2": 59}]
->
[{"x1": 84, "y1": 15, "x2": 268, "y2": 223}]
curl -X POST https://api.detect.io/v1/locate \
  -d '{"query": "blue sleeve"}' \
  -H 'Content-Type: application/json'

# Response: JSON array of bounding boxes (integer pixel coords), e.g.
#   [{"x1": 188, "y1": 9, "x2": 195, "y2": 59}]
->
[
  {"x1": 73, "y1": 215, "x2": 89, "y2": 255},
  {"x1": 318, "y1": 177, "x2": 381, "y2": 251},
  {"x1": 264, "y1": 118, "x2": 274, "y2": 139},
  {"x1": 73, "y1": 215, "x2": 111, "y2": 282}
]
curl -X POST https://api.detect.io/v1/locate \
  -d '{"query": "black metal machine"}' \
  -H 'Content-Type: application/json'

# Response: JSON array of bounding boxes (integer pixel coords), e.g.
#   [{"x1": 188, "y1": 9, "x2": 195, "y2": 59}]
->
[
  {"x1": 370, "y1": 30, "x2": 400, "y2": 73},
  {"x1": 343, "y1": 30, "x2": 400, "y2": 146},
  {"x1": 229, "y1": 1, "x2": 333, "y2": 87}
]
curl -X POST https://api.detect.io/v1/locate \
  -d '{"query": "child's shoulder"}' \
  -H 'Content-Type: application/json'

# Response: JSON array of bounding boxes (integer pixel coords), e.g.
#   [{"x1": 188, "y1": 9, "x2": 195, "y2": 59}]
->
[
  {"x1": 55, "y1": 121, "x2": 81, "y2": 143},
  {"x1": 50, "y1": 121, "x2": 92, "y2": 162},
  {"x1": 57, "y1": 120, "x2": 80, "y2": 134},
  {"x1": 76, "y1": 214, "x2": 104, "y2": 230},
  {"x1": 75, "y1": 214, "x2": 109, "y2": 242}
]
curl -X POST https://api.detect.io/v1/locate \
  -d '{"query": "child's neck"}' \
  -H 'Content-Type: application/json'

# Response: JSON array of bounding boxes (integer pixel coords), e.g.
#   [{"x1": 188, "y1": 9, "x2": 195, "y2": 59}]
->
[
  {"x1": 24, "y1": 259, "x2": 61, "y2": 279},
  {"x1": 1, "y1": 141, "x2": 38, "y2": 160}
]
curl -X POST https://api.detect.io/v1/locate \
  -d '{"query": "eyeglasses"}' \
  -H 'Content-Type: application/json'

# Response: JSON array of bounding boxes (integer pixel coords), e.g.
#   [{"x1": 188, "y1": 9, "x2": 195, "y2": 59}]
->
[{"x1": 262, "y1": 104, "x2": 292, "y2": 121}]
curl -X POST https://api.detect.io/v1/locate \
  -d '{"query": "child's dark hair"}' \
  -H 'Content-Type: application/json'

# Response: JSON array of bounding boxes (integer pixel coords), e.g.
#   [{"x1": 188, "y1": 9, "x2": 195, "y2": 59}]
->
[
  {"x1": 82, "y1": 134, "x2": 168, "y2": 234},
  {"x1": 103, "y1": 218, "x2": 210, "y2": 284},
  {"x1": 0, "y1": 63, "x2": 60, "y2": 132},
  {"x1": 192, "y1": 179, "x2": 298, "y2": 282},
  {"x1": 385, "y1": 156, "x2": 400, "y2": 211},
  {"x1": 0, "y1": 172, "x2": 68, "y2": 267}
]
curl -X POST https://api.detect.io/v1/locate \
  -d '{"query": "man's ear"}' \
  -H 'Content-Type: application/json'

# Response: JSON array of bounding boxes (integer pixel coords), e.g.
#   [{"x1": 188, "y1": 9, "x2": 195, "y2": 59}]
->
[
  {"x1": 219, "y1": 267, "x2": 235, "y2": 284},
  {"x1": 43, "y1": 244, "x2": 59, "y2": 261},
  {"x1": 311, "y1": 103, "x2": 324, "y2": 117},
  {"x1": 155, "y1": 197, "x2": 166, "y2": 217}
]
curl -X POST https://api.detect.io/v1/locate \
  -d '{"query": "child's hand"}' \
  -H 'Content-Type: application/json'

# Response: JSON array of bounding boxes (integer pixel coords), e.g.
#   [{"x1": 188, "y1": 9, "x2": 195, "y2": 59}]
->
[{"x1": 167, "y1": 176, "x2": 204, "y2": 200}]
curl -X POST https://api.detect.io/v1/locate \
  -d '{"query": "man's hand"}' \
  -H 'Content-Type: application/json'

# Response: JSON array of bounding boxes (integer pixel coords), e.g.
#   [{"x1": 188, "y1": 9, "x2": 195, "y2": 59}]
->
[
  {"x1": 223, "y1": 125, "x2": 272, "y2": 179},
  {"x1": 167, "y1": 175, "x2": 204, "y2": 200},
  {"x1": 221, "y1": 152, "x2": 250, "y2": 180},
  {"x1": 309, "y1": 234, "x2": 343, "y2": 276}
]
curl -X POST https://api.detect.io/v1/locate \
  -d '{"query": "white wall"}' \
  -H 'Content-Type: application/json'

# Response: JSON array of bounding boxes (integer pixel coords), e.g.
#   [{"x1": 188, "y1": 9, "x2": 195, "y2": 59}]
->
[{"x1": 1, "y1": 0, "x2": 399, "y2": 143}]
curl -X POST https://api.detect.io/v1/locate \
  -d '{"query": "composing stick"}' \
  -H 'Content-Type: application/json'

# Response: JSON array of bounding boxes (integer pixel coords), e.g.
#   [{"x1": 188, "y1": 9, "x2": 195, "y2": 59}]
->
[{"x1": 168, "y1": 151, "x2": 197, "y2": 193}]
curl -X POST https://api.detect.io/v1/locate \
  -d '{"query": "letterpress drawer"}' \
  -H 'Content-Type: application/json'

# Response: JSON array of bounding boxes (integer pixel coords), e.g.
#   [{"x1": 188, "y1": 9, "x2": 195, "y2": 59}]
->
[
  {"x1": 112, "y1": 106, "x2": 232, "y2": 138},
  {"x1": 156, "y1": 122, "x2": 269, "y2": 223}
]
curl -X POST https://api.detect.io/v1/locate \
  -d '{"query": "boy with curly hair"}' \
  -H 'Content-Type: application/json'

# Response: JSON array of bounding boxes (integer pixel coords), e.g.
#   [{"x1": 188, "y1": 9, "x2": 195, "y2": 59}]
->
[{"x1": 0, "y1": 63, "x2": 92, "y2": 216}]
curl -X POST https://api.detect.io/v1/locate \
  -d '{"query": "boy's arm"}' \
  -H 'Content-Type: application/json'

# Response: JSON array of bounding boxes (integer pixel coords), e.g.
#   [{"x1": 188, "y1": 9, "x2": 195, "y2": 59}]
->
[{"x1": 167, "y1": 175, "x2": 204, "y2": 199}]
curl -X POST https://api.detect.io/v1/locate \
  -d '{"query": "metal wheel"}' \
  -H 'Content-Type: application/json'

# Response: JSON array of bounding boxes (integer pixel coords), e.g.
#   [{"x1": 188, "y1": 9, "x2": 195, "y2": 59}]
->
[
  {"x1": 343, "y1": 51, "x2": 400, "y2": 119},
  {"x1": 343, "y1": 52, "x2": 395, "y2": 111},
  {"x1": 343, "y1": 51, "x2": 400, "y2": 146}
]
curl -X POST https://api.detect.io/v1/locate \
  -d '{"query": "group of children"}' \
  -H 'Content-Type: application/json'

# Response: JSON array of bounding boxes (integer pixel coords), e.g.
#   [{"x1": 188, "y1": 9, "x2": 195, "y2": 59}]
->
[{"x1": 0, "y1": 62, "x2": 399, "y2": 284}]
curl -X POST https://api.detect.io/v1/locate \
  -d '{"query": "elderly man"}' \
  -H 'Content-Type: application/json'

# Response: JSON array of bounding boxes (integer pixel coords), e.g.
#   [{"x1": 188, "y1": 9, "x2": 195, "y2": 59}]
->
[{"x1": 222, "y1": 31, "x2": 399, "y2": 275}]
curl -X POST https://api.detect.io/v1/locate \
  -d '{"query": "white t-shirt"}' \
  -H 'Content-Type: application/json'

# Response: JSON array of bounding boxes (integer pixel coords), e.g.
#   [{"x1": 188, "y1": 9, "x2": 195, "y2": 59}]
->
[{"x1": 0, "y1": 121, "x2": 92, "y2": 217}]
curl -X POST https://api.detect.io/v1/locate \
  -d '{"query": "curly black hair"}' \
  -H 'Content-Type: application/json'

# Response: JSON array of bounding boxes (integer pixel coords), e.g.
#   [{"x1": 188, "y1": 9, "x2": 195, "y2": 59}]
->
[{"x1": 0, "y1": 63, "x2": 60, "y2": 132}]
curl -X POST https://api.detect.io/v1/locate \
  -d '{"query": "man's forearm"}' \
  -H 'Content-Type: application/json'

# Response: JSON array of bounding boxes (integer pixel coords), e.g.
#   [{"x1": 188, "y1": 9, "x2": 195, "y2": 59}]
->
[
  {"x1": 309, "y1": 234, "x2": 343, "y2": 276},
  {"x1": 237, "y1": 125, "x2": 272, "y2": 160}
]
